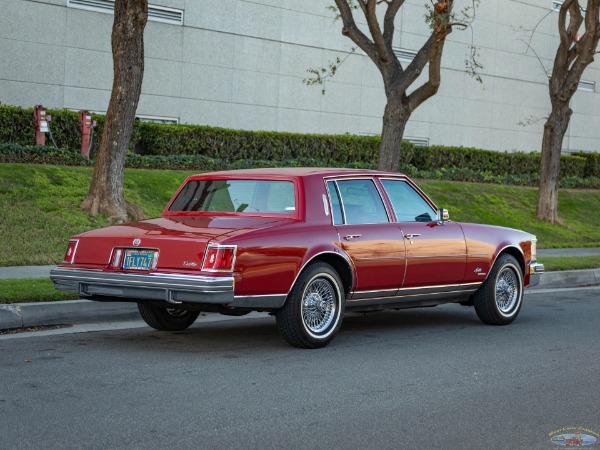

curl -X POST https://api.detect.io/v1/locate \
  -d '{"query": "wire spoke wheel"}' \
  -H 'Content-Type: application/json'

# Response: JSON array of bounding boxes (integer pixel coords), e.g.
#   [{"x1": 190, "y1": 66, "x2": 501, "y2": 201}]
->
[
  {"x1": 473, "y1": 254, "x2": 523, "y2": 325},
  {"x1": 495, "y1": 267, "x2": 519, "y2": 314},
  {"x1": 302, "y1": 278, "x2": 337, "y2": 334},
  {"x1": 276, "y1": 262, "x2": 345, "y2": 349}
]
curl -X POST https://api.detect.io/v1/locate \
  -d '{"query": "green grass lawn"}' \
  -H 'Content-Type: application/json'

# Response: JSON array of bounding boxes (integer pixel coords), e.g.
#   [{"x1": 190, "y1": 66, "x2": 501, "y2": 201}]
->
[
  {"x1": 0, "y1": 164, "x2": 195, "y2": 266},
  {"x1": 0, "y1": 278, "x2": 79, "y2": 304},
  {"x1": 419, "y1": 180, "x2": 600, "y2": 249},
  {"x1": 1, "y1": 163, "x2": 599, "y2": 268},
  {"x1": 1, "y1": 162, "x2": 599, "y2": 304},
  {"x1": 537, "y1": 255, "x2": 600, "y2": 272}
]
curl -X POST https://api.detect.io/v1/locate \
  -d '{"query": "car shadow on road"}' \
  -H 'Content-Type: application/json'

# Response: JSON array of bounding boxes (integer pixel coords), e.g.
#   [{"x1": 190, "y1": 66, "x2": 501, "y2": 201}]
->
[{"x1": 81, "y1": 303, "x2": 517, "y2": 355}]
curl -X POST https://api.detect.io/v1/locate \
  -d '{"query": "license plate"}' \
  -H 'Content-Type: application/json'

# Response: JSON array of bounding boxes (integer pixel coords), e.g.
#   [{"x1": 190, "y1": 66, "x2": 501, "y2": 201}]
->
[{"x1": 123, "y1": 249, "x2": 157, "y2": 270}]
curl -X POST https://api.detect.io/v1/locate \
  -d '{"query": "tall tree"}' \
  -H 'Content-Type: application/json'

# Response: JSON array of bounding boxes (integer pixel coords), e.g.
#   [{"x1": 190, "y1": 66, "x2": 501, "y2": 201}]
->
[
  {"x1": 81, "y1": 0, "x2": 148, "y2": 223},
  {"x1": 537, "y1": 0, "x2": 600, "y2": 223},
  {"x1": 333, "y1": 0, "x2": 470, "y2": 171}
]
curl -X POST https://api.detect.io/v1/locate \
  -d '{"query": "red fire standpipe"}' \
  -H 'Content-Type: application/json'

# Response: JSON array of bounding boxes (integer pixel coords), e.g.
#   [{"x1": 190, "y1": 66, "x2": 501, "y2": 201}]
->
[
  {"x1": 33, "y1": 105, "x2": 48, "y2": 146},
  {"x1": 79, "y1": 110, "x2": 94, "y2": 158}
]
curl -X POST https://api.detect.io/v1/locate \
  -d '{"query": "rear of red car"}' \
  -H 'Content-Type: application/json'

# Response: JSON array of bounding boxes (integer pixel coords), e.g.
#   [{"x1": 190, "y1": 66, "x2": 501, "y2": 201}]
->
[{"x1": 51, "y1": 173, "x2": 301, "y2": 307}]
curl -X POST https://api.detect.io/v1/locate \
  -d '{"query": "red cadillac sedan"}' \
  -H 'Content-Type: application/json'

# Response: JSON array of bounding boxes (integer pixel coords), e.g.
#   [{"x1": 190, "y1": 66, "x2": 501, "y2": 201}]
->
[{"x1": 51, "y1": 168, "x2": 544, "y2": 348}]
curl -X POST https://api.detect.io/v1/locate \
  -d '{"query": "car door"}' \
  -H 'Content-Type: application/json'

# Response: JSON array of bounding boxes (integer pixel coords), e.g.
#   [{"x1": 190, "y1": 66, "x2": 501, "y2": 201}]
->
[
  {"x1": 379, "y1": 178, "x2": 467, "y2": 288},
  {"x1": 327, "y1": 179, "x2": 406, "y2": 298}
]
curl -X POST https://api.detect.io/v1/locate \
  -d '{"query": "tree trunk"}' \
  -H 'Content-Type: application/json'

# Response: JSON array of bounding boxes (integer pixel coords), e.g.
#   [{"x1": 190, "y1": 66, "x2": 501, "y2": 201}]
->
[
  {"x1": 537, "y1": 104, "x2": 571, "y2": 223},
  {"x1": 334, "y1": 1, "x2": 455, "y2": 173},
  {"x1": 536, "y1": 0, "x2": 600, "y2": 223},
  {"x1": 81, "y1": 0, "x2": 148, "y2": 224},
  {"x1": 378, "y1": 95, "x2": 409, "y2": 171}
]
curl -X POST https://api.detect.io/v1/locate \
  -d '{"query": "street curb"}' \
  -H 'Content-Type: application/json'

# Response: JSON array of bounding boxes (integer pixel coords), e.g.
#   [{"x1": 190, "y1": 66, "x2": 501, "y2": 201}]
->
[
  {"x1": 0, "y1": 300, "x2": 139, "y2": 330},
  {"x1": 530, "y1": 268, "x2": 600, "y2": 290},
  {"x1": 1, "y1": 269, "x2": 599, "y2": 331}
]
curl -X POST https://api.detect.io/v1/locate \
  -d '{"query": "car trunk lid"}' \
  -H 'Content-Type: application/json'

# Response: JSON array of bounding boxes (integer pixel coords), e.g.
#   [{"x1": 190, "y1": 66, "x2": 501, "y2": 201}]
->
[{"x1": 70, "y1": 216, "x2": 288, "y2": 272}]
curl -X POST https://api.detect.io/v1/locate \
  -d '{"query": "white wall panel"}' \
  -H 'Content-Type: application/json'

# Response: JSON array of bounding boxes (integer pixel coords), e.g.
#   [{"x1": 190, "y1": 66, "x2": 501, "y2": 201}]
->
[{"x1": 1, "y1": 0, "x2": 599, "y2": 153}]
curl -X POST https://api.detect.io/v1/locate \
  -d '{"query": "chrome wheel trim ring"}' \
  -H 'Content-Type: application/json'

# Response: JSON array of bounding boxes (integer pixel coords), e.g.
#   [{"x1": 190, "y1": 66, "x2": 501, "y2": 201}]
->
[
  {"x1": 301, "y1": 274, "x2": 340, "y2": 338},
  {"x1": 495, "y1": 264, "x2": 522, "y2": 316}
]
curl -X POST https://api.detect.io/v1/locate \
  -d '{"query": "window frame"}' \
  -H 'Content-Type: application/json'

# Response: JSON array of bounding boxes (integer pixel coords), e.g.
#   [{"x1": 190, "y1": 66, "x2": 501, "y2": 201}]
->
[
  {"x1": 378, "y1": 177, "x2": 438, "y2": 223},
  {"x1": 164, "y1": 177, "x2": 299, "y2": 218},
  {"x1": 324, "y1": 177, "x2": 391, "y2": 226}
]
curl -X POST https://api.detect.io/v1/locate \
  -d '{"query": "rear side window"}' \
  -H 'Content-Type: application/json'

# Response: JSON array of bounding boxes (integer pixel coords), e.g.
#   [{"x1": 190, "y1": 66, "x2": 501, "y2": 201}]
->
[
  {"x1": 326, "y1": 181, "x2": 343, "y2": 225},
  {"x1": 328, "y1": 179, "x2": 389, "y2": 225},
  {"x1": 169, "y1": 179, "x2": 295, "y2": 214},
  {"x1": 380, "y1": 179, "x2": 435, "y2": 222}
]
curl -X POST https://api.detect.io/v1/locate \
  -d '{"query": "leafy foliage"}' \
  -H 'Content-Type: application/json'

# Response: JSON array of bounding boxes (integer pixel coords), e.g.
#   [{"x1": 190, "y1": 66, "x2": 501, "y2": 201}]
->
[
  {"x1": 1, "y1": 104, "x2": 599, "y2": 186},
  {"x1": 0, "y1": 104, "x2": 107, "y2": 151},
  {"x1": 1, "y1": 164, "x2": 599, "y2": 269},
  {"x1": 2, "y1": 142, "x2": 599, "y2": 188}
]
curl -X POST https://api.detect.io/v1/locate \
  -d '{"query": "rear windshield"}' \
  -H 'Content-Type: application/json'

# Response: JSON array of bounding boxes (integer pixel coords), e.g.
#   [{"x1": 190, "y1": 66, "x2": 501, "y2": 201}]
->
[{"x1": 168, "y1": 179, "x2": 296, "y2": 214}]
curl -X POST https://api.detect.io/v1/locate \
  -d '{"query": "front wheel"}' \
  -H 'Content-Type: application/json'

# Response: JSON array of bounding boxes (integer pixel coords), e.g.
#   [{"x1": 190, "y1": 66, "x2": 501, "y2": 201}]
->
[
  {"x1": 276, "y1": 262, "x2": 345, "y2": 349},
  {"x1": 137, "y1": 303, "x2": 200, "y2": 331},
  {"x1": 473, "y1": 254, "x2": 524, "y2": 325}
]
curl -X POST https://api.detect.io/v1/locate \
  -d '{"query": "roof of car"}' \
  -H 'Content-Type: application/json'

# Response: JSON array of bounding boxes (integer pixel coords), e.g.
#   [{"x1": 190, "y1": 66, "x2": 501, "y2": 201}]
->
[{"x1": 189, "y1": 167, "x2": 404, "y2": 178}]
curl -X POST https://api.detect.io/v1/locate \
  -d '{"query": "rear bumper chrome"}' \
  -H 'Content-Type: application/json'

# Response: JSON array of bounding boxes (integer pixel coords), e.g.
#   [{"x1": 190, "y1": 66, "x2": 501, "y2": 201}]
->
[
  {"x1": 50, "y1": 267, "x2": 234, "y2": 305},
  {"x1": 528, "y1": 262, "x2": 545, "y2": 287}
]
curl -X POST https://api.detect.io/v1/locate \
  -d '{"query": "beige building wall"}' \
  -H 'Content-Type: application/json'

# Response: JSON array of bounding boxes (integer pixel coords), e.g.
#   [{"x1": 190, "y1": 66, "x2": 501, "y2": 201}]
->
[{"x1": 0, "y1": 0, "x2": 598, "y2": 153}]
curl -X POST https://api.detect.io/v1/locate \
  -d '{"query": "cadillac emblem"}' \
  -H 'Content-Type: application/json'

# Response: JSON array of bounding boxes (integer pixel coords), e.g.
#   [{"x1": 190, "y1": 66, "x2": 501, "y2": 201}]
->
[{"x1": 133, "y1": 238, "x2": 141, "y2": 247}]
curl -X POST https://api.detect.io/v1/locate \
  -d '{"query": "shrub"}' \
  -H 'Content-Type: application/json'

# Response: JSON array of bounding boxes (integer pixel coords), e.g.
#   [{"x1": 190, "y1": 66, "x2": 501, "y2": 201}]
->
[{"x1": 1, "y1": 104, "x2": 598, "y2": 184}]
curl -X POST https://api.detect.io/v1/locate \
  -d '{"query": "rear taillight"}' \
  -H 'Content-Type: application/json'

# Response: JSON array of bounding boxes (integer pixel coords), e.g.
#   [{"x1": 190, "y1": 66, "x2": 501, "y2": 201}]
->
[
  {"x1": 63, "y1": 240, "x2": 79, "y2": 264},
  {"x1": 202, "y1": 245, "x2": 236, "y2": 272},
  {"x1": 111, "y1": 248, "x2": 123, "y2": 269}
]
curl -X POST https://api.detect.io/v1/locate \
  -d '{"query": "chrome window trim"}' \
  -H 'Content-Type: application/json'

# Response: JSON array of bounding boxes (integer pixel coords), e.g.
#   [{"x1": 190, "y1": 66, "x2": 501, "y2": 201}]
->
[
  {"x1": 378, "y1": 177, "x2": 437, "y2": 223},
  {"x1": 324, "y1": 176, "x2": 392, "y2": 226}
]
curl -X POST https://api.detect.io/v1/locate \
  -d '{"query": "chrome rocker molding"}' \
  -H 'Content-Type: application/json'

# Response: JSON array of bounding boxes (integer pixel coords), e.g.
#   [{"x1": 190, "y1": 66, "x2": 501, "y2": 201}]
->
[{"x1": 347, "y1": 282, "x2": 481, "y2": 309}]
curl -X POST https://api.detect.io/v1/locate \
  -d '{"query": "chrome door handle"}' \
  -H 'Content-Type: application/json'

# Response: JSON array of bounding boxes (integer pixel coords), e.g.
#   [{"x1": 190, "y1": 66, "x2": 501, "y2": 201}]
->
[
  {"x1": 404, "y1": 234, "x2": 421, "y2": 239},
  {"x1": 344, "y1": 234, "x2": 362, "y2": 241}
]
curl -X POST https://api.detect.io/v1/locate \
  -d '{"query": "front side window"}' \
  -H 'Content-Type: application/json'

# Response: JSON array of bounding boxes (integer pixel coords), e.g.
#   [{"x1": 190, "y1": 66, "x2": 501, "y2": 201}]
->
[
  {"x1": 329, "y1": 179, "x2": 389, "y2": 225},
  {"x1": 169, "y1": 179, "x2": 295, "y2": 214},
  {"x1": 380, "y1": 179, "x2": 435, "y2": 222}
]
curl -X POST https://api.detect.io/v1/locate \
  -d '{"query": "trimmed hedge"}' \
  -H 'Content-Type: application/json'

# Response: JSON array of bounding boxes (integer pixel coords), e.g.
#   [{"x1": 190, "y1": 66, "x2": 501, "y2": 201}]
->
[
  {"x1": 0, "y1": 104, "x2": 107, "y2": 150},
  {"x1": 1, "y1": 104, "x2": 599, "y2": 180},
  {"x1": 404, "y1": 145, "x2": 588, "y2": 178},
  {"x1": 573, "y1": 151, "x2": 600, "y2": 177},
  {"x1": 2, "y1": 143, "x2": 599, "y2": 188},
  {"x1": 137, "y1": 123, "x2": 382, "y2": 163},
  {"x1": 0, "y1": 143, "x2": 94, "y2": 166}
]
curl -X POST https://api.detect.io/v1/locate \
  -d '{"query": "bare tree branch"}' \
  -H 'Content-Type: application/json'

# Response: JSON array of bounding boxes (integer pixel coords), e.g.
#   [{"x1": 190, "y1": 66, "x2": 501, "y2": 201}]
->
[
  {"x1": 364, "y1": 0, "x2": 394, "y2": 65},
  {"x1": 383, "y1": 0, "x2": 406, "y2": 47},
  {"x1": 334, "y1": 0, "x2": 380, "y2": 67}
]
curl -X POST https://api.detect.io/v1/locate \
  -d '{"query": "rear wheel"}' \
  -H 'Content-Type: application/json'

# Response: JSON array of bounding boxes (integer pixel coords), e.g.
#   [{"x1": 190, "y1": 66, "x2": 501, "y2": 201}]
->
[
  {"x1": 473, "y1": 254, "x2": 524, "y2": 325},
  {"x1": 137, "y1": 303, "x2": 200, "y2": 331},
  {"x1": 276, "y1": 262, "x2": 345, "y2": 349}
]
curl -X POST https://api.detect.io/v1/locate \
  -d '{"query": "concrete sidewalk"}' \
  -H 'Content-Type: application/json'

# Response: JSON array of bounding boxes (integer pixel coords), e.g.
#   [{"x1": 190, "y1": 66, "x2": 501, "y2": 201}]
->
[
  {"x1": 1, "y1": 248, "x2": 599, "y2": 330},
  {"x1": 0, "y1": 265, "x2": 56, "y2": 279}
]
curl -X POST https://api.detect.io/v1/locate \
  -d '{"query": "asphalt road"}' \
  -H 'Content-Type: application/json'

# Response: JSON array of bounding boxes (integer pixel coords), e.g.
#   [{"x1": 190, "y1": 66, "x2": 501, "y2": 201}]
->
[{"x1": 1, "y1": 287, "x2": 599, "y2": 450}]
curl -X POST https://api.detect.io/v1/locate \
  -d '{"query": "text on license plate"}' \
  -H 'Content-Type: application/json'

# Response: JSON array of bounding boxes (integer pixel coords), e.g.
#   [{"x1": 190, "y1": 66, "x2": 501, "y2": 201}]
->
[{"x1": 123, "y1": 249, "x2": 157, "y2": 270}]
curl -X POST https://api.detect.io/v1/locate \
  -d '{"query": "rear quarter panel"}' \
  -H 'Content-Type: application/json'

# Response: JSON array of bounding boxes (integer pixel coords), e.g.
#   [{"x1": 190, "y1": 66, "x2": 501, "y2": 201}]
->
[
  {"x1": 227, "y1": 223, "x2": 342, "y2": 296},
  {"x1": 460, "y1": 223, "x2": 534, "y2": 286},
  {"x1": 219, "y1": 173, "x2": 345, "y2": 297}
]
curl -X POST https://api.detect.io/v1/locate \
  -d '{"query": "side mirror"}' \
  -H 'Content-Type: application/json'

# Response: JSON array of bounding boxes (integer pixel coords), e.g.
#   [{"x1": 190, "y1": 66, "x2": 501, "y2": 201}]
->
[{"x1": 437, "y1": 208, "x2": 449, "y2": 223}]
